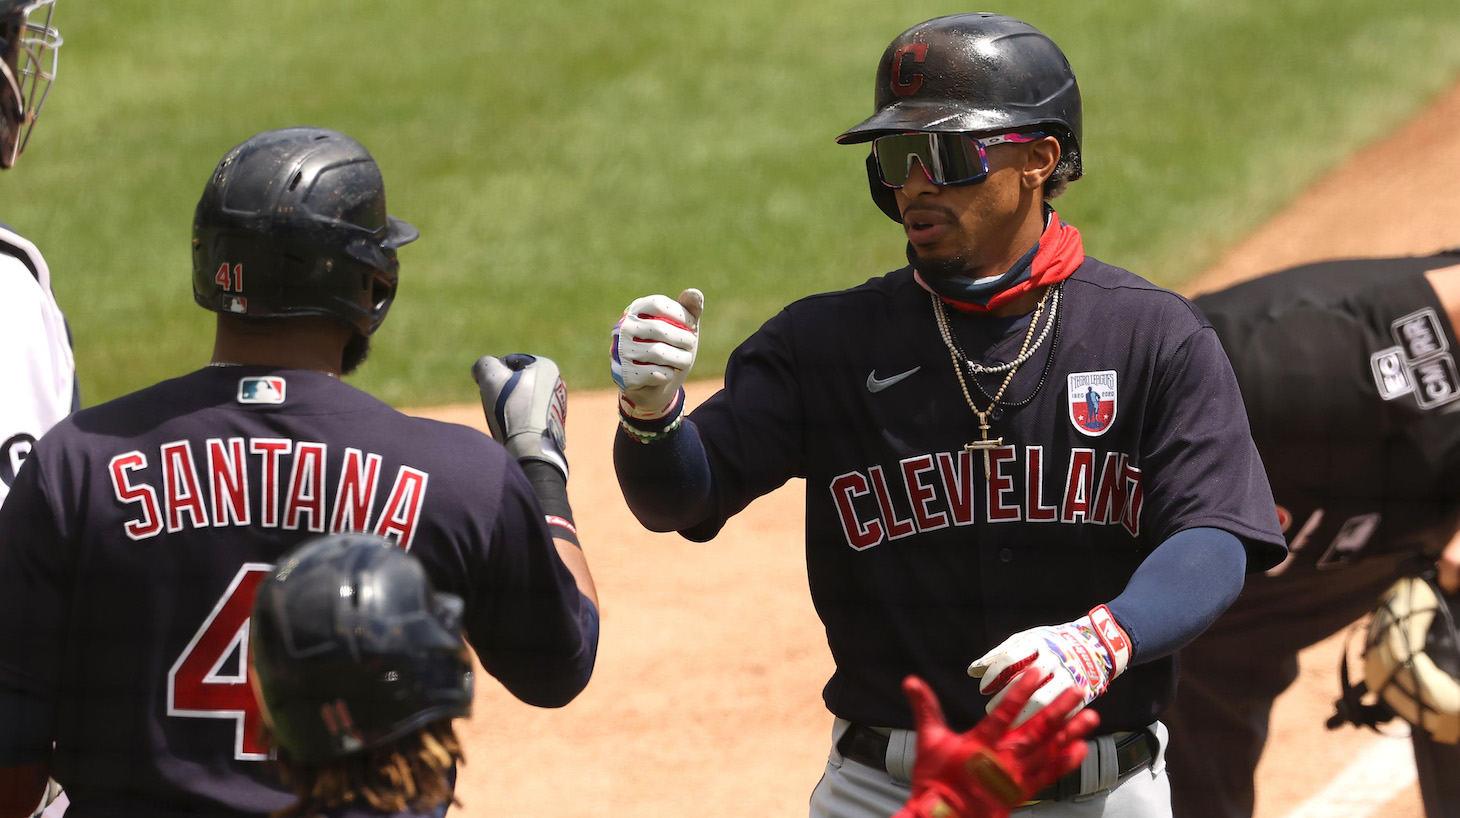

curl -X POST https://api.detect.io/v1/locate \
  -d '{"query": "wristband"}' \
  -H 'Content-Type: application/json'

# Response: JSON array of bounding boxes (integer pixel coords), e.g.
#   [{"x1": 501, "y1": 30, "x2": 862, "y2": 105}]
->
[
  {"x1": 1087, "y1": 604, "x2": 1131, "y2": 678},
  {"x1": 520, "y1": 460, "x2": 579, "y2": 547},
  {"x1": 618, "y1": 411, "x2": 685, "y2": 444}
]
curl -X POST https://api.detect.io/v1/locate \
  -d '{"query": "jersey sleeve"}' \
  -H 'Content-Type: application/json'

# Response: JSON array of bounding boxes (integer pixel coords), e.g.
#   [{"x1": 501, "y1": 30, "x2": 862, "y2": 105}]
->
[
  {"x1": 0, "y1": 447, "x2": 71, "y2": 696},
  {"x1": 459, "y1": 460, "x2": 598, "y2": 708},
  {"x1": 673, "y1": 309, "x2": 808, "y2": 539},
  {"x1": 1138, "y1": 325, "x2": 1287, "y2": 570}
]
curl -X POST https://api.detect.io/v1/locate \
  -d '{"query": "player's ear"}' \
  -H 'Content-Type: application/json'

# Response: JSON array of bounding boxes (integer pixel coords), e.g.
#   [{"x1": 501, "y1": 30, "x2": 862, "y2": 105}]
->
[{"x1": 1021, "y1": 137, "x2": 1060, "y2": 191}]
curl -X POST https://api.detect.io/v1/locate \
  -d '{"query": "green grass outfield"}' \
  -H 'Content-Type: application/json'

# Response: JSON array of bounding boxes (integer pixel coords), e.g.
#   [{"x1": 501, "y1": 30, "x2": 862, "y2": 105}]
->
[{"x1": 10, "y1": 1, "x2": 1460, "y2": 407}]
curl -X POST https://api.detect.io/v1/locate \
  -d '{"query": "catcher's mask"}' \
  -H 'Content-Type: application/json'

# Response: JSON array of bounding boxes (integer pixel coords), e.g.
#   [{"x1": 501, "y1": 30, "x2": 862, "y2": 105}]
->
[
  {"x1": 836, "y1": 13, "x2": 1082, "y2": 222},
  {"x1": 248, "y1": 533, "x2": 474, "y2": 765},
  {"x1": 0, "y1": 0, "x2": 61, "y2": 169},
  {"x1": 191, "y1": 126, "x2": 419, "y2": 337},
  {"x1": 1328, "y1": 571, "x2": 1460, "y2": 744}
]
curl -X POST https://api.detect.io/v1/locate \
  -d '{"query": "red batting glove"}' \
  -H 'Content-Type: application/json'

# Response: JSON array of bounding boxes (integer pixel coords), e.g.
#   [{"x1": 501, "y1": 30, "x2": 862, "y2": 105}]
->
[{"x1": 892, "y1": 670, "x2": 1101, "y2": 818}]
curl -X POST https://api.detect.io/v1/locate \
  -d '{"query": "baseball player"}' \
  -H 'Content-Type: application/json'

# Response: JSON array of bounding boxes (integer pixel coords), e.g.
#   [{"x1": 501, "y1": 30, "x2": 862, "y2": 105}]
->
[
  {"x1": 1166, "y1": 250, "x2": 1460, "y2": 818},
  {"x1": 0, "y1": 127, "x2": 599, "y2": 818},
  {"x1": 248, "y1": 532, "x2": 1100, "y2": 818},
  {"x1": 0, "y1": 0, "x2": 72, "y2": 509},
  {"x1": 610, "y1": 13, "x2": 1285, "y2": 817},
  {"x1": 249, "y1": 532, "x2": 473, "y2": 818}
]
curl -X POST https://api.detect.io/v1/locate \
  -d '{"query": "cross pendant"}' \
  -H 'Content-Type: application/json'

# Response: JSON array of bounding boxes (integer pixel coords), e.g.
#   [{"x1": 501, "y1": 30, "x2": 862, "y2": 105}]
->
[{"x1": 965, "y1": 420, "x2": 1003, "y2": 476}]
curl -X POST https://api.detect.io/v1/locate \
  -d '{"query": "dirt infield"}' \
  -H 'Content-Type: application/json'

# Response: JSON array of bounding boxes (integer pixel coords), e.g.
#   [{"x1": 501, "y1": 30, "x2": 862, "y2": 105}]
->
[{"x1": 419, "y1": 81, "x2": 1460, "y2": 818}]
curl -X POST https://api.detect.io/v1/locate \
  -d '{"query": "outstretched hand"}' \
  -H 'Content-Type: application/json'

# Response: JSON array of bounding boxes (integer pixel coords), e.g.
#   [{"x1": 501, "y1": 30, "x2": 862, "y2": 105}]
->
[{"x1": 893, "y1": 670, "x2": 1100, "y2": 818}]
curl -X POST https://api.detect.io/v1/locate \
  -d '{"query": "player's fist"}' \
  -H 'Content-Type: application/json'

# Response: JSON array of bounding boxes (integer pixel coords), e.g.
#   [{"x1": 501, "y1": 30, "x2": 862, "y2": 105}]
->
[
  {"x1": 893, "y1": 671, "x2": 1099, "y2": 818},
  {"x1": 967, "y1": 606, "x2": 1131, "y2": 727},
  {"x1": 610, "y1": 288, "x2": 703, "y2": 421},
  {"x1": 472, "y1": 353, "x2": 569, "y2": 480}
]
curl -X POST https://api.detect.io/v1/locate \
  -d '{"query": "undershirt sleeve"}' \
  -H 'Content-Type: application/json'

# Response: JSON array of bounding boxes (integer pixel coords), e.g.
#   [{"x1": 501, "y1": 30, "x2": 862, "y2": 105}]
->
[
  {"x1": 1105, "y1": 526, "x2": 1246, "y2": 664},
  {"x1": 613, "y1": 412, "x2": 715, "y2": 534}
]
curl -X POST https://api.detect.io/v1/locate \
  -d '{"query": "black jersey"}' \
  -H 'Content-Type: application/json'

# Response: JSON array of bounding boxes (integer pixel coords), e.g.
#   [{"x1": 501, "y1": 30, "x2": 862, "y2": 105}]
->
[
  {"x1": 1194, "y1": 252, "x2": 1460, "y2": 571},
  {"x1": 0, "y1": 366, "x2": 597, "y2": 818},
  {"x1": 666, "y1": 261, "x2": 1284, "y2": 734}
]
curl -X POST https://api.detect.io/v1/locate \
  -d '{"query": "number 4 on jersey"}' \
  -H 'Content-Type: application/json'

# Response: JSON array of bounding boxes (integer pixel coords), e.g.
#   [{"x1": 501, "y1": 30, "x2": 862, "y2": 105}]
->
[{"x1": 167, "y1": 563, "x2": 273, "y2": 761}]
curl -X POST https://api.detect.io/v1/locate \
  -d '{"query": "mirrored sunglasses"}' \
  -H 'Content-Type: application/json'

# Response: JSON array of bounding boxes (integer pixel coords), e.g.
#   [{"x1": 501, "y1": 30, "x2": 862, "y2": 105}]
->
[{"x1": 872, "y1": 131, "x2": 1046, "y2": 188}]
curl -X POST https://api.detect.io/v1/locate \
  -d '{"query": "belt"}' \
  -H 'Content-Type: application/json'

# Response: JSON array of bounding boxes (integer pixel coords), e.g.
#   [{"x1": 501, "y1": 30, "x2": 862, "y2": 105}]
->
[{"x1": 836, "y1": 722, "x2": 1157, "y2": 803}]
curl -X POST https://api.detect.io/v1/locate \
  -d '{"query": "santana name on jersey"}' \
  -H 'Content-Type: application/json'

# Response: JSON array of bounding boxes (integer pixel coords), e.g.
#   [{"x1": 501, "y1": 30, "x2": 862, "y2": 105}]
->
[
  {"x1": 108, "y1": 436, "x2": 428, "y2": 547},
  {"x1": 830, "y1": 445, "x2": 1143, "y2": 550}
]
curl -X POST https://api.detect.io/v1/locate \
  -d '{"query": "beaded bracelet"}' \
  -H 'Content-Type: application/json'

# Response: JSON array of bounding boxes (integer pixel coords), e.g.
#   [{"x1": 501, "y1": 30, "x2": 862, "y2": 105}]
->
[{"x1": 618, "y1": 411, "x2": 685, "y2": 444}]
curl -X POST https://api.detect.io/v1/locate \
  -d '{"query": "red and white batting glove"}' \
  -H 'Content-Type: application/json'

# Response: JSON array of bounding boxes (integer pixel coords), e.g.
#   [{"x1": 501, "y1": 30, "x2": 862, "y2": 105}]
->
[
  {"x1": 893, "y1": 671, "x2": 1100, "y2": 818},
  {"x1": 967, "y1": 605, "x2": 1132, "y2": 727},
  {"x1": 610, "y1": 288, "x2": 704, "y2": 422}
]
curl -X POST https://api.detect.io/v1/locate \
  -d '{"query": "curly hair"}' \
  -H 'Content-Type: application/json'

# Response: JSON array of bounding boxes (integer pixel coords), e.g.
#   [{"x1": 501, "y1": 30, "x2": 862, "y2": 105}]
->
[
  {"x1": 271, "y1": 720, "x2": 465, "y2": 818},
  {"x1": 1043, "y1": 131, "x2": 1082, "y2": 201}
]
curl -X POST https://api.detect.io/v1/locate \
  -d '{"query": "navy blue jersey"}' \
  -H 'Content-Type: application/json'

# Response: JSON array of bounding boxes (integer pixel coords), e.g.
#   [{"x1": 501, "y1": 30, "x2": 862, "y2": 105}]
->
[
  {"x1": 664, "y1": 261, "x2": 1284, "y2": 733},
  {"x1": 0, "y1": 366, "x2": 596, "y2": 818},
  {"x1": 1195, "y1": 252, "x2": 1460, "y2": 570}
]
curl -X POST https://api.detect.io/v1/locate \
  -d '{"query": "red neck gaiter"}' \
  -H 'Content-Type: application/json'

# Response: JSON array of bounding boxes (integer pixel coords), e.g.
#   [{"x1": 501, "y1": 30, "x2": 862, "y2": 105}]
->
[{"x1": 914, "y1": 213, "x2": 1086, "y2": 313}]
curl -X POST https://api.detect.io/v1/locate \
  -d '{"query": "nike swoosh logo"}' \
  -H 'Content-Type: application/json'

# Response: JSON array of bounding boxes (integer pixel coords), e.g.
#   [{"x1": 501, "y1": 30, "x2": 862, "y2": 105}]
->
[{"x1": 867, "y1": 366, "x2": 922, "y2": 393}]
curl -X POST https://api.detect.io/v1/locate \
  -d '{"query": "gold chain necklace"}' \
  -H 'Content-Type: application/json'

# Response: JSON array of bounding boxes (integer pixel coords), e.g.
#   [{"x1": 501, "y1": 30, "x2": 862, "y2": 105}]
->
[{"x1": 931, "y1": 285, "x2": 1054, "y2": 477}]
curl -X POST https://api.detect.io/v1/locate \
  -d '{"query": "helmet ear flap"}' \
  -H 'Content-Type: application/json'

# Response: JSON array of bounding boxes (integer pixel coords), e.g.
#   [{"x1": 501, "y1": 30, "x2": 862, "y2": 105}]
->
[{"x1": 865, "y1": 153, "x2": 903, "y2": 223}]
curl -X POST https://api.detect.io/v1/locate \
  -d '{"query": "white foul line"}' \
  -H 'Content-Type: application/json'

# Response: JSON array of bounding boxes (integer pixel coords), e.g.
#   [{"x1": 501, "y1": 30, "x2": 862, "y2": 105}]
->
[{"x1": 1283, "y1": 736, "x2": 1416, "y2": 818}]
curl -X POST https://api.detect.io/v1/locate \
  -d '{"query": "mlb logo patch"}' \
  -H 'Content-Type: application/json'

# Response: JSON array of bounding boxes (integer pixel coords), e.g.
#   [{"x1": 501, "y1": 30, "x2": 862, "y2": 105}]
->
[
  {"x1": 238, "y1": 376, "x2": 286, "y2": 405},
  {"x1": 221, "y1": 294, "x2": 248, "y2": 314},
  {"x1": 1068, "y1": 370, "x2": 1117, "y2": 437}
]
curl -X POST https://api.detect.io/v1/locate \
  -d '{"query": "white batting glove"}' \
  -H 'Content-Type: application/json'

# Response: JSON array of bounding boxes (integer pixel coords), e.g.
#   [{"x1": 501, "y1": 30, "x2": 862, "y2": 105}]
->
[
  {"x1": 472, "y1": 353, "x2": 569, "y2": 480},
  {"x1": 967, "y1": 605, "x2": 1132, "y2": 727},
  {"x1": 610, "y1": 288, "x2": 704, "y2": 421}
]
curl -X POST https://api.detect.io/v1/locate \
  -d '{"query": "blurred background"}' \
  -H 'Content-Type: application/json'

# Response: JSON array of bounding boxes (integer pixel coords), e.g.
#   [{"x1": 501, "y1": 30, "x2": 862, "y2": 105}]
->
[{"x1": 10, "y1": 0, "x2": 1460, "y2": 407}]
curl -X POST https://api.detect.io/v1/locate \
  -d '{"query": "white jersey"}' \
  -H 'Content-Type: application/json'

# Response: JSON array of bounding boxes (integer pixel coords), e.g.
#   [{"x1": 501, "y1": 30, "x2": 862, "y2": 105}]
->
[{"x1": 0, "y1": 223, "x2": 76, "y2": 505}]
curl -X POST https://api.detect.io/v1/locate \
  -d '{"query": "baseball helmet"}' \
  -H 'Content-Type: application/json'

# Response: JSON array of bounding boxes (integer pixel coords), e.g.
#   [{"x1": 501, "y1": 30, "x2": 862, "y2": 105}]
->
[
  {"x1": 837, "y1": 14, "x2": 1082, "y2": 222},
  {"x1": 192, "y1": 127, "x2": 419, "y2": 336},
  {"x1": 1361, "y1": 572, "x2": 1460, "y2": 743},
  {"x1": 0, "y1": 0, "x2": 62, "y2": 169},
  {"x1": 249, "y1": 533, "x2": 474, "y2": 765}
]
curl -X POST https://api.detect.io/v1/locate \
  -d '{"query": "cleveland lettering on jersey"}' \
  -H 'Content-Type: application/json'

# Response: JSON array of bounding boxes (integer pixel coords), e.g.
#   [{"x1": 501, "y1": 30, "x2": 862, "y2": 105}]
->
[
  {"x1": 830, "y1": 446, "x2": 1144, "y2": 550},
  {"x1": 108, "y1": 436, "x2": 429, "y2": 548}
]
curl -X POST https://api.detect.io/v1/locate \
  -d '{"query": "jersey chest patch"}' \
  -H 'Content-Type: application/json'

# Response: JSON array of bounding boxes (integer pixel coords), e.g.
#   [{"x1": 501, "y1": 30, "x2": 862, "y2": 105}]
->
[
  {"x1": 237, "y1": 376, "x2": 286, "y2": 405},
  {"x1": 1068, "y1": 370, "x2": 1117, "y2": 436}
]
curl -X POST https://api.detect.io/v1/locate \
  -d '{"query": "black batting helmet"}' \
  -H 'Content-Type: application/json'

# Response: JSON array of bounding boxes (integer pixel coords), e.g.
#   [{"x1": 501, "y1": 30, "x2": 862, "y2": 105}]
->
[
  {"x1": 837, "y1": 14, "x2": 1083, "y2": 221},
  {"x1": 192, "y1": 127, "x2": 419, "y2": 336},
  {"x1": 248, "y1": 533, "x2": 473, "y2": 765}
]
